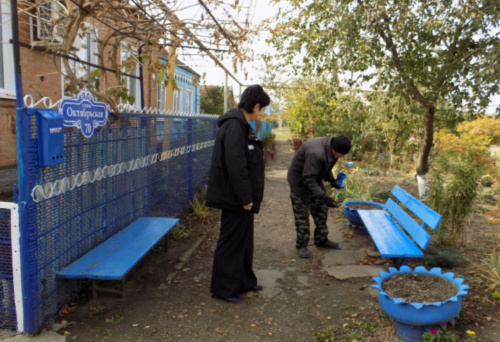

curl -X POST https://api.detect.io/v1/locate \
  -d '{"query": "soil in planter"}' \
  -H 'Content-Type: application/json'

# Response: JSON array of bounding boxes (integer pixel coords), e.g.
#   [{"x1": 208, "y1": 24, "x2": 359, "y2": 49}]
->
[
  {"x1": 382, "y1": 274, "x2": 458, "y2": 303},
  {"x1": 347, "y1": 203, "x2": 383, "y2": 210}
]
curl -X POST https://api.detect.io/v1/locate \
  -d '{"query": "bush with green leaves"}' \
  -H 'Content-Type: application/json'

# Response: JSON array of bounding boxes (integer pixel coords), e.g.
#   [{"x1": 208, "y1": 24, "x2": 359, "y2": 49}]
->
[
  {"x1": 479, "y1": 251, "x2": 500, "y2": 292},
  {"x1": 426, "y1": 246, "x2": 465, "y2": 268},
  {"x1": 329, "y1": 173, "x2": 375, "y2": 203},
  {"x1": 427, "y1": 151, "x2": 482, "y2": 245}
]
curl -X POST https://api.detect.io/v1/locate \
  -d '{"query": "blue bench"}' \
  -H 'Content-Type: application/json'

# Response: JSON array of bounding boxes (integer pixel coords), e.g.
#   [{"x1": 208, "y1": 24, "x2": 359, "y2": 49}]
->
[
  {"x1": 357, "y1": 185, "x2": 442, "y2": 266},
  {"x1": 57, "y1": 217, "x2": 179, "y2": 298}
]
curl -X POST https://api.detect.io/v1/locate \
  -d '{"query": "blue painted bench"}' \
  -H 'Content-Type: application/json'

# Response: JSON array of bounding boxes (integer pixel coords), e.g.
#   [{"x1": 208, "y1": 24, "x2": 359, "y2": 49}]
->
[
  {"x1": 357, "y1": 185, "x2": 442, "y2": 266},
  {"x1": 57, "y1": 217, "x2": 178, "y2": 298}
]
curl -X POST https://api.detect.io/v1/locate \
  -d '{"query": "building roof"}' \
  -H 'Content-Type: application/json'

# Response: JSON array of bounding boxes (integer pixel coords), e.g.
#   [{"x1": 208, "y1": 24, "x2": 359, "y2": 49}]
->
[{"x1": 175, "y1": 59, "x2": 201, "y2": 77}]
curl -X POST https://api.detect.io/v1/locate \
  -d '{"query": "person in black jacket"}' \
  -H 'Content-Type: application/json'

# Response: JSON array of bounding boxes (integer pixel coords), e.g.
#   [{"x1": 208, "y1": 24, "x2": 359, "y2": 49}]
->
[
  {"x1": 287, "y1": 135, "x2": 351, "y2": 258},
  {"x1": 206, "y1": 85, "x2": 270, "y2": 303}
]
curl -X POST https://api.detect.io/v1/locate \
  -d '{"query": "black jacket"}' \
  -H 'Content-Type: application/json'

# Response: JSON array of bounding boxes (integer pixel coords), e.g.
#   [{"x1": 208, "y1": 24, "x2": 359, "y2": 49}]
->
[
  {"x1": 206, "y1": 109, "x2": 265, "y2": 213},
  {"x1": 287, "y1": 137, "x2": 337, "y2": 201}
]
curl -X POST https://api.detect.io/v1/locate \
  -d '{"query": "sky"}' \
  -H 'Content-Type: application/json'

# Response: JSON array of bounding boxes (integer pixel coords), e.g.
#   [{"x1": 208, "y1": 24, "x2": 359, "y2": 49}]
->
[{"x1": 175, "y1": 0, "x2": 281, "y2": 95}]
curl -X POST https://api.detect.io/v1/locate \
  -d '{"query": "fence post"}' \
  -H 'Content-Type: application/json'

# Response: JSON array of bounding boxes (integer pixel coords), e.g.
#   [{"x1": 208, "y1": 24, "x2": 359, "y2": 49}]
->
[
  {"x1": 14, "y1": 107, "x2": 32, "y2": 333},
  {"x1": 187, "y1": 118, "x2": 193, "y2": 202}
]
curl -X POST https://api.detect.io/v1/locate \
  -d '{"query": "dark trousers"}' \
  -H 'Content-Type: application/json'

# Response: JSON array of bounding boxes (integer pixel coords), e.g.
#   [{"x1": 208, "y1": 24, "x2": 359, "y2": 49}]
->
[
  {"x1": 290, "y1": 190, "x2": 329, "y2": 248},
  {"x1": 210, "y1": 210, "x2": 257, "y2": 298}
]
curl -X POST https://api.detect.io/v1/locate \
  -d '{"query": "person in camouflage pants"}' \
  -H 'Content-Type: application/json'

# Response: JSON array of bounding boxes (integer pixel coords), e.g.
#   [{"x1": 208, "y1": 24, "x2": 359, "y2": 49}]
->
[
  {"x1": 290, "y1": 190, "x2": 329, "y2": 248},
  {"x1": 287, "y1": 135, "x2": 352, "y2": 258}
]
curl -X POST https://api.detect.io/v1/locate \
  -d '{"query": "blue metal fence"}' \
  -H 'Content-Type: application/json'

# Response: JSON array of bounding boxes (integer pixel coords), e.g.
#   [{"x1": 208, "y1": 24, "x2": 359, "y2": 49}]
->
[
  {"x1": 0, "y1": 204, "x2": 16, "y2": 330},
  {"x1": 15, "y1": 108, "x2": 217, "y2": 333}
]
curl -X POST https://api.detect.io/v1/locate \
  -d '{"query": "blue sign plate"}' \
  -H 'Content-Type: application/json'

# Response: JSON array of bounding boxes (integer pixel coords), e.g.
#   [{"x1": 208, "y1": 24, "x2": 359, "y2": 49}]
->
[{"x1": 60, "y1": 88, "x2": 108, "y2": 138}]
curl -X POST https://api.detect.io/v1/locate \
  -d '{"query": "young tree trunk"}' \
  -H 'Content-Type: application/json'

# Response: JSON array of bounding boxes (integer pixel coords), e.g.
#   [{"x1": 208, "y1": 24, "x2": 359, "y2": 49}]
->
[{"x1": 416, "y1": 106, "x2": 435, "y2": 198}]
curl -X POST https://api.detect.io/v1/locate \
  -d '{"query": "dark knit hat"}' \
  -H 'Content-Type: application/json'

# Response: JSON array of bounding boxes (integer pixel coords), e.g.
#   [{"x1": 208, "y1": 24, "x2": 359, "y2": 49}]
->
[{"x1": 331, "y1": 135, "x2": 351, "y2": 154}]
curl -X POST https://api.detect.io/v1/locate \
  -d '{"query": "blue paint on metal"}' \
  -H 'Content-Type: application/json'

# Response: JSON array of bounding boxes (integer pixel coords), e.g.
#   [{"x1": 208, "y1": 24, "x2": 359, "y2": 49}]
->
[
  {"x1": 60, "y1": 88, "x2": 108, "y2": 138},
  {"x1": 37, "y1": 111, "x2": 65, "y2": 167},
  {"x1": 15, "y1": 107, "x2": 33, "y2": 333},
  {"x1": 16, "y1": 111, "x2": 216, "y2": 333},
  {"x1": 56, "y1": 218, "x2": 178, "y2": 280},
  {"x1": 187, "y1": 118, "x2": 193, "y2": 202}
]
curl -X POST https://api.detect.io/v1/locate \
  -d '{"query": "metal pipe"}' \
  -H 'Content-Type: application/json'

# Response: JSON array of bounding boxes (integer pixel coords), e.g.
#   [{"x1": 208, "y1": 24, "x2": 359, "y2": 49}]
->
[
  {"x1": 10, "y1": 0, "x2": 23, "y2": 107},
  {"x1": 138, "y1": 44, "x2": 147, "y2": 109}
]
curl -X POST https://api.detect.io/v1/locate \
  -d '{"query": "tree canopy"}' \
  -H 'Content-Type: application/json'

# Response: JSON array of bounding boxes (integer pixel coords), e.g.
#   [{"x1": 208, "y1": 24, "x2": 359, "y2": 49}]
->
[
  {"x1": 200, "y1": 85, "x2": 236, "y2": 114},
  {"x1": 268, "y1": 0, "x2": 500, "y2": 177}
]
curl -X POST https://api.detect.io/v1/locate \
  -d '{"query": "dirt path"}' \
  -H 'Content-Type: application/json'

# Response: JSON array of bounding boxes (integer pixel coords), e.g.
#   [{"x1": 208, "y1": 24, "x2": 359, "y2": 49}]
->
[{"x1": 59, "y1": 139, "x2": 499, "y2": 341}]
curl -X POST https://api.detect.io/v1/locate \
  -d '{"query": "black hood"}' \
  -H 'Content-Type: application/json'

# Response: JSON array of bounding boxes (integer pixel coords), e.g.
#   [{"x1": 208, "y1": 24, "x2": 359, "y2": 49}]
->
[{"x1": 217, "y1": 108, "x2": 250, "y2": 130}]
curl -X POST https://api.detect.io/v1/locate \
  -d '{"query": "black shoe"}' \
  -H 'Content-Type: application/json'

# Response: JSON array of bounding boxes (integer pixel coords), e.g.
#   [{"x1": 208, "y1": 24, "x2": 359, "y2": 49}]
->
[
  {"x1": 315, "y1": 240, "x2": 339, "y2": 249},
  {"x1": 297, "y1": 247, "x2": 310, "y2": 258},
  {"x1": 212, "y1": 294, "x2": 242, "y2": 303},
  {"x1": 239, "y1": 285, "x2": 263, "y2": 293}
]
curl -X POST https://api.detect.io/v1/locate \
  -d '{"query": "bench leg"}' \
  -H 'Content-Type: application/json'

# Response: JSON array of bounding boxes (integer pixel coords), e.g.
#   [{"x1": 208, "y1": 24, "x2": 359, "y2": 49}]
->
[
  {"x1": 391, "y1": 258, "x2": 407, "y2": 268},
  {"x1": 121, "y1": 278, "x2": 126, "y2": 299},
  {"x1": 92, "y1": 279, "x2": 97, "y2": 299}
]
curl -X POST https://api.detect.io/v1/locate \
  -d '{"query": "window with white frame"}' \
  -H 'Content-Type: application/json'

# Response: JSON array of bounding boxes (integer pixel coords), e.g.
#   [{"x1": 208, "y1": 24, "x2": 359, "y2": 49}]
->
[
  {"x1": 120, "y1": 45, "x2": 141, "y2": 106},
  {"x1": 62, "y1": 24, "x2": 98, "y2": 96},
  {"x1": 186, "y1": 89, "x2": 193, "y2": 113},
  {"x1": 31, "y1": 0, "x2": 67, "y2": 46},
  {"x1": 172, "y1": 88, "x2": 182, "y2": 112},
  {"x1": 157, "y1": 84, "x2": 166, "y2": 110},
  {"x1": 0, "y1": 2, "x2": 15, "y2": 97}
]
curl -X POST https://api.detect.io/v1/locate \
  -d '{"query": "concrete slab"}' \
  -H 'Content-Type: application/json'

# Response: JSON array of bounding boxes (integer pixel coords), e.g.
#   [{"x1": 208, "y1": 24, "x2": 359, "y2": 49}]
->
[
  {"x1": 321, "y1": 249, "x2": 366, "y2": 267},
  {"x1": 324, "y1": 265, "x2": 386, "y2": 280},
  {"x1": 255, "y1": 268, "x2": 285, "y2": 299}
]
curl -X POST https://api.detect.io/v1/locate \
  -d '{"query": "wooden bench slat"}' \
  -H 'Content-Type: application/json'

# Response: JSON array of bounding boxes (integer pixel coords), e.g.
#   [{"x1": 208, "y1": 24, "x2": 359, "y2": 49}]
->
[
  {"x1": 357, "y1": 210, "x2": 424, "y2": 258},
  {"x1": 56, "y1": 217, "x2": 178, "y2": 280},
  {"x1": 384, "y1": 198, "x2": 431, "y2": 250},
  {"x1": 391, "y1": 185, "x2": 441, "y2": 230}
]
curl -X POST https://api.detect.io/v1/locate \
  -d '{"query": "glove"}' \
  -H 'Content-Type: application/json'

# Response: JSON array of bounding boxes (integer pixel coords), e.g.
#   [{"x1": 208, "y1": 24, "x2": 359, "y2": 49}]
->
[
  {"x1": 330, "y1": 180, "x2": 343, "y2": 189},
  {"x1": 323, "y1": 195, "x2": 338, "y2": 208}
]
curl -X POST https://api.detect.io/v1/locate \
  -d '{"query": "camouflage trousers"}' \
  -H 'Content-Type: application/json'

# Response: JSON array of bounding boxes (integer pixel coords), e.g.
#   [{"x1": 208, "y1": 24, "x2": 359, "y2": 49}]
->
[{"x1": 290, "y1": 190, "x2": 329, "y2": 248}]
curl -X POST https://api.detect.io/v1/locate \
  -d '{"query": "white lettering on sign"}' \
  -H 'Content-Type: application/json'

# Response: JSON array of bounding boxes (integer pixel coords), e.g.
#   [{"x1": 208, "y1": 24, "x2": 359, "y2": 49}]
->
[
  {"x1": 66, "y1": 107, "x2": 105, "y2": 118},
  {"x1": 49, "y1": 127, "x2": 62, "y2": 134}
]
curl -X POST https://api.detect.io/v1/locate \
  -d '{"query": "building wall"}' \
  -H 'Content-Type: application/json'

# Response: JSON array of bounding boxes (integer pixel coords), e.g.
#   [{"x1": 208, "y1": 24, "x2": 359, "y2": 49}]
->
[
  {"x1": 174, "y1": 66, "x2": 200, "y2": 113},
  {"x1": 0, "y1": 4, "x2": 161, "y2": 168},
  {"x1": 0, "y1": 99, "x2": 16, "y2": 168}
]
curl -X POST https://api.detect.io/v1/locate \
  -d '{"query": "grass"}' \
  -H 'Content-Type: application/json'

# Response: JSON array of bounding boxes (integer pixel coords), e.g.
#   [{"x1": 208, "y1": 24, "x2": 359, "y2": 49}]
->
[{"x1": 273, "y1": 127, "x2": 292, "y2": 141}]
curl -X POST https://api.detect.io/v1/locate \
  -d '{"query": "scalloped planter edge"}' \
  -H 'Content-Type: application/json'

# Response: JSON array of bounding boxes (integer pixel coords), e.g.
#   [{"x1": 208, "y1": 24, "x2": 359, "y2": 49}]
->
[{"x1": 372, "y1": 266, "x2": 470, "y2": 341}]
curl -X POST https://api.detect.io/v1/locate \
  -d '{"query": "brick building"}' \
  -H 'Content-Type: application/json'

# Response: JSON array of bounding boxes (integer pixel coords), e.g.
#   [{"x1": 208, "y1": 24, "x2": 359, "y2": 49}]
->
[{"x1": 0, "y1": 1, "x2": 201, "y2": 169}]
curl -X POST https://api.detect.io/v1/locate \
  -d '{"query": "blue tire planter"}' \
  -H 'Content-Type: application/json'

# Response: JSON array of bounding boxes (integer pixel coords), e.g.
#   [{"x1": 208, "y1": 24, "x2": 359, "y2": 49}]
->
[
  {"x1": 342, "y1": 201, "x2": 385, "y2": 234},
  {"x1": 372, "y1": 266, "x2": 470, "y2": 342}
]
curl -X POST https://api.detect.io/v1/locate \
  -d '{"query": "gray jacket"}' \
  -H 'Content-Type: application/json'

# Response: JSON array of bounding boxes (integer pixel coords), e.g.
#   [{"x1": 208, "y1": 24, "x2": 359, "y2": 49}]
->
[{"x1": 287, "y1": 137, "x2": 337, "y2": 201}]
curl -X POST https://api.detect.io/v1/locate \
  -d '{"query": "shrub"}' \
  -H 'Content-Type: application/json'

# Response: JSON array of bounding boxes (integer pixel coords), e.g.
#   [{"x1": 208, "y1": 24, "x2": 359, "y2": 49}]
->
[
  {"x1": 426, "y1": 246, "x2": 465, "y2": 268},
  {"x1": 427, "y1": 153, "x2": 481, "y2": 245},
  {"x1": 479, "y1": 251, "x2": 500, "y2": 291},
  {"x1": 330, "y1": 173, "x2": 375, "y2": 203}
]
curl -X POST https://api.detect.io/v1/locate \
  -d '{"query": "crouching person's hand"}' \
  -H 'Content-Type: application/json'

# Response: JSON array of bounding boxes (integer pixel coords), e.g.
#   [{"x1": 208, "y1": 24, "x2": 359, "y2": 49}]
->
[{"x1": 323, "y1": 196, "x2": 338, "y2": 208}]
